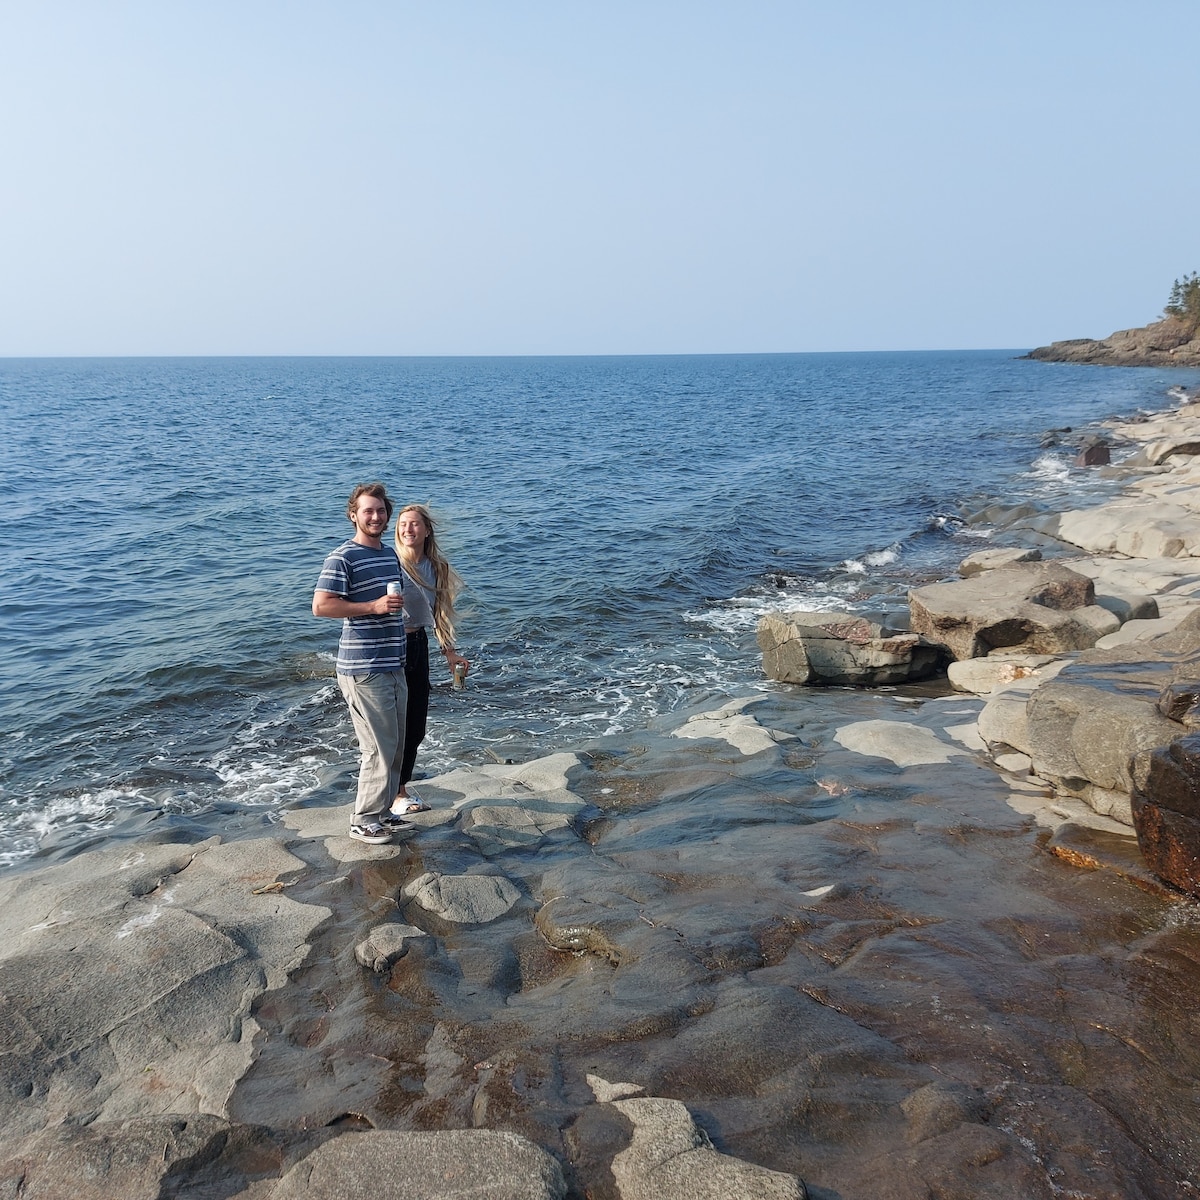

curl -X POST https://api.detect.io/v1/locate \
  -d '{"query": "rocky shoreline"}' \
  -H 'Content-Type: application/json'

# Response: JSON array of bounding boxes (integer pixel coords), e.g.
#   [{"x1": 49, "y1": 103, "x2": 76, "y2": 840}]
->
[
  {"x1": 761, "y1": 395, "x2": 1200, "y2": 892},
  {"x1": 6, "y1": 400, "x2": 1200, "y2": 1198},
  {"x1": 1025, "y1": 314, "x2": 1200, "y2": 367}
]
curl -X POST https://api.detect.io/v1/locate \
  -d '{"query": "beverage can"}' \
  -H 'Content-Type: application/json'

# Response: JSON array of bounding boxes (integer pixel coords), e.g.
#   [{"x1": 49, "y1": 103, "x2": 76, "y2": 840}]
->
[
  {"x1": 452, "y1": 661, "x2": 467, "y2": 690},
  {"x1": 386, "y1": 581, "x2": 402, "y2": 597}
]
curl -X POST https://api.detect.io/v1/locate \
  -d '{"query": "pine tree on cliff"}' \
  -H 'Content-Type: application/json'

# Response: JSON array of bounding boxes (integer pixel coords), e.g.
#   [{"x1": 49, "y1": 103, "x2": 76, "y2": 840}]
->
[{"x1": 1164, "y1": 272, "x2": 1200, "y2": 332}]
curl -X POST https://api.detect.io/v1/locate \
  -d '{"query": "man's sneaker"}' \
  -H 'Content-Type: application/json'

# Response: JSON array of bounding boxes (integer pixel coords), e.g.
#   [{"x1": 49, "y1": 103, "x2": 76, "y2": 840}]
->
[
  {"x1": 348, "y1": 821, "x2": 391, "y2": 844},
  {"x1": 379, "y1": 813, "x2": 411, "y2": 830}
]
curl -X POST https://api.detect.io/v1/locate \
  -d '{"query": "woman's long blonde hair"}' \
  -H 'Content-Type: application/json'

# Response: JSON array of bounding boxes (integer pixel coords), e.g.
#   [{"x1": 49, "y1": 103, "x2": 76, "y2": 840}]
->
[{"x1": 394, "y1": 504, "x2": 465, "y2": 650}]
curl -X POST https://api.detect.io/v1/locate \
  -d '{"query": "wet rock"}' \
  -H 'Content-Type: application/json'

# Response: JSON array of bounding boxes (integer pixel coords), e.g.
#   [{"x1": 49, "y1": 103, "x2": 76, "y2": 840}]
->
[
  {"x1": 900, "y1": 1082, "x2": 989, "y2": 1143},
  {"x1": 0, "y1": 838, "x2": 329, "y2": 1141},
  {"x1": 462, "y1": 803, "x2": 578, "y2": 856},
  {"x1": 0, "y1": 1114, "x2": 289, "y2": 1200},
  {"x1": 1074, "y1": 439, "x2": 1111, "y2": 467},
  {"x1": 535, "y1": 893, "x2": 637, "y2": 962},
  {"x1": 270, "y1": 1129, "x2": 567, "y2": 1199},
  {"x1": 609, "y1": 1096, "x2": 806, "y2": 1200},
  {"x1": 1131, "y1": 732, "x2": 1200, "y2": 896},
  {"x1": 908, "y1": 562, "x2": 1105, "y2": 661},
  {"x1": 354, "y1": 922, "x2": 426, "y2": 973},
  {"x1": 757, "y1": 611, "x2": 941, "y2": 686},
  {"x1": 1158, "y1": 679, "x2": 1200, "y2": 726},
  {"x1": 402, "y1": 871, "x2": 521, "y2": 924},
  {"x1": 671, "y1": 697, "x2": 782, "y2": 755}
]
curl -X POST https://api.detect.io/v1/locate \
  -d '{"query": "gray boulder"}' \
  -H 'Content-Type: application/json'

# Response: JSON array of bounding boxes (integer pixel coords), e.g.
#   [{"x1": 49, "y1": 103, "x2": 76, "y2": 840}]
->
[
  {"x1": 271, "y1": 1129, "x2": 567, "y2": 1200},
  {"x1": 908, "y1": 562, "x2": 1111, "y2": 661},
  {"x1": 402, "y1": 871, "x2": 521, "y2": 924},
  {"x1": 958, "y1": 547, "x2": 1042, "y2": 577},
  {"x1": 609, "y1": 1096, "x2": 806, "y2": 1200},
  {"x1": 757, "y1": 611, "x2": 941, "y2": 685},
  {"x1": 1022, "y1": 621, "x2": 1200, "y2": 817},
  {"x1": 0, "y1": 838, "x2": 329, "y2": 1141},
  {"x1": 354, "y1": 922, "x2": 427, "y2": 973}
]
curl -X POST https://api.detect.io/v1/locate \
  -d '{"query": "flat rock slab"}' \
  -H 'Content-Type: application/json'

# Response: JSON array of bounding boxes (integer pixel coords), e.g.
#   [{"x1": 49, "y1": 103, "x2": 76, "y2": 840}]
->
[
  {"x1": 0, "y1": 838, "x2": 329, "y2": 1139},
  {"x1": 461, "y1": 803, "x2": 579, "y2": 856},
  {"x1": 947, "y1": 654, "x2": 1064, "y2": 696},
  {"x1": 270, "y1": 1129, "x2": 567, "y2": 1200},
  {"x1": 670, "y1": 697, "x2": 782, "y2": 755},
  {"x1": 1052, "y1": 499, "x2": 1200, "y2": 558},
  {"x1": 0, "y1": 1114, "x2": 286, "y2": 1200},
  {"x1": 958, "y1": 547, "x2": 1042, "y2": 576},
  {"x1": 832, "y1": 720, "x2": 967, "y2": 767}
]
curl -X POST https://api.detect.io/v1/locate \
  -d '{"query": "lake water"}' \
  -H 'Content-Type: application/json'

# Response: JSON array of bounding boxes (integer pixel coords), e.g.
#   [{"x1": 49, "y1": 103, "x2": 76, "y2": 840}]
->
[{"x1": 2, "y1": 351, "x2": 1195, "y2": 868}]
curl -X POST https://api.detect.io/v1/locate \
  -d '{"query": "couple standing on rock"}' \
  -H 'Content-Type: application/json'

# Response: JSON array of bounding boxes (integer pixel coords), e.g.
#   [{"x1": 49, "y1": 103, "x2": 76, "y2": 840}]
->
[{"x1": 313, "y1": 483, "x2": 469, "y2": 844}]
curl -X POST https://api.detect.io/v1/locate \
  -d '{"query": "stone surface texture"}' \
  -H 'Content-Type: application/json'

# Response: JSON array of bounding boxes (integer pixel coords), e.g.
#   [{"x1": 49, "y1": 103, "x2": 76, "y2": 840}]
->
[
  {"x1": 908, "y1": 562, "x2": 1105, "y2": 661},
  {"x1": 757, "y1": 611, "x2": 942, "y2": 685}
]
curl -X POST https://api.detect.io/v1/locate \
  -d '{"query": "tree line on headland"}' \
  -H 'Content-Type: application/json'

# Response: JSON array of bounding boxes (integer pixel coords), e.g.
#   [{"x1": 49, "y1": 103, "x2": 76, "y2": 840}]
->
[{"x1": 1026, "y1": 271, "x2": 1200, "y2": 367}]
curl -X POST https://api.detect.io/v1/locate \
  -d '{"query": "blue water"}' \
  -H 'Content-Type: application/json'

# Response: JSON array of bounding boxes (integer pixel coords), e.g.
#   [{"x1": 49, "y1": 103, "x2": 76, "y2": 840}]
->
[{"x1": 2, "y1": 351, "x2": 1196, "y2": 867}]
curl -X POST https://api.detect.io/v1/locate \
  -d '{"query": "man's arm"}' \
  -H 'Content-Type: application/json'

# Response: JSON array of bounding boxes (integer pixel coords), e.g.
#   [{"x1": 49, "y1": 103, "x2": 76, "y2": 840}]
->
[{"x1": 312, "y1": 590, "x2": 404, "y2": 619}]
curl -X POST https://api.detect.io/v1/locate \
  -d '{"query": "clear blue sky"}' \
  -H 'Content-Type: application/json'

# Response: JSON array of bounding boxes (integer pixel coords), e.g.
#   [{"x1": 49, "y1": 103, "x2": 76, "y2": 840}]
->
[{"x1": 2, "y1": 2, "x2": 1197, "y2": 356}]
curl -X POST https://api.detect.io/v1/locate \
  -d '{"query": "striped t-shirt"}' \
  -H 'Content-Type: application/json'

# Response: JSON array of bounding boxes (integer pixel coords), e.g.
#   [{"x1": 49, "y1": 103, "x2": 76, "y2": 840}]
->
[{"x1": 314, "y1": 540, "x2": 406, "y2": 674}]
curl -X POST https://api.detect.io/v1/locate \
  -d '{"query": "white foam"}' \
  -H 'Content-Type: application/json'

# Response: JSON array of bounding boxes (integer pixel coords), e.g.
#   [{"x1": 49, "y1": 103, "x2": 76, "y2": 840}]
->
[{"x1": 1026, "y1": 451, "x2": 1071, "y2": 487}]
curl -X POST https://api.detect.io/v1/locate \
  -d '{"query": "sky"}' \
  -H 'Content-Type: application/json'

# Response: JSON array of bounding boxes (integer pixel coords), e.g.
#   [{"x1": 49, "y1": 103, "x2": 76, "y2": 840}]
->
[{"x1": 1, "y1": 2, "x2": 1197, "y2": 357}]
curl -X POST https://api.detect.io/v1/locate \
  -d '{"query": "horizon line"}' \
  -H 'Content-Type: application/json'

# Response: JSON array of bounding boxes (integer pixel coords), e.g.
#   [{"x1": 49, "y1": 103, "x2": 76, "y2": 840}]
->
[{"x1": 0, "y1": 347, "x2": 1035, "y2": 362}]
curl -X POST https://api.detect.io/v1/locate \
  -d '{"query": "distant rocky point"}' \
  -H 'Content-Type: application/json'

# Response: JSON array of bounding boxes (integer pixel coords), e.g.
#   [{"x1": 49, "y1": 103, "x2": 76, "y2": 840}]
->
[{"x1": 1025, "y1": 314, "x2": 1200, "y2": 367}]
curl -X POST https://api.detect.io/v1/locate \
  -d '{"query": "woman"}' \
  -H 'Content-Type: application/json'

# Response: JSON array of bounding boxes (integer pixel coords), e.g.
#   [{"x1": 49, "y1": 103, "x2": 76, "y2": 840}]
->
[{"x1": 391, "y1": 504, "x2": 469, "y2": 815}]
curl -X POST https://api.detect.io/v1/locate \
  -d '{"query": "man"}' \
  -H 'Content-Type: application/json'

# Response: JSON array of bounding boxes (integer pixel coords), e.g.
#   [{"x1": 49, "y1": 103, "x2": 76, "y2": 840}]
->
[{"x1": 313, "y1": 482, "x2": 409, "y2": 844}]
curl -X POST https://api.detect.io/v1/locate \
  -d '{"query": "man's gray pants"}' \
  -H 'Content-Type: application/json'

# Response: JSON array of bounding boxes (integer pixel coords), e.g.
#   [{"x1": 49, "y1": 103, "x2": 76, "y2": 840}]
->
[{"x1": 337, "y1": 669, "x2": 408, "y2": 821}]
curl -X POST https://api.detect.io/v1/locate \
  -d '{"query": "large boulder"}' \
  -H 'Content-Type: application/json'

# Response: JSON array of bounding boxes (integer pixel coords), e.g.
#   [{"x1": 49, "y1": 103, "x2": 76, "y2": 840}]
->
[
  {"x1": 1131, "y1": 733, "x2": 1200, "y2": 897},
  {"x1": 757, "y1": 611, "x2": 941, "y2": 686},
  {"x1": 1017, "y1": 618, "x2": 1200, "y2": 821},
  {"x1": 908, "y1": 562, "x2": 1112, "y2": 662}
]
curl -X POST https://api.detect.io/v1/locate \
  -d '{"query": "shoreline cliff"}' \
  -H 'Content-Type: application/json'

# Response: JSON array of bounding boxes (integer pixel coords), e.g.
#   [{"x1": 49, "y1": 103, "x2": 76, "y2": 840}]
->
[{"x1": 1026, "y1": 314, "x2": 1200, "y2": 367}]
